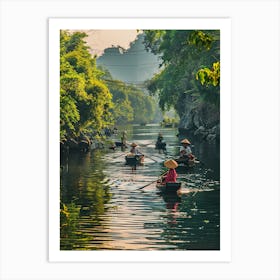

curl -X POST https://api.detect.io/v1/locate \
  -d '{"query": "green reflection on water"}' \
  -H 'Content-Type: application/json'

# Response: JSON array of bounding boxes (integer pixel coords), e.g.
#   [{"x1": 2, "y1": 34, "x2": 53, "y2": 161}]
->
[{"x1": 60, "y1": 150, "x2": 112, "y2": 250}]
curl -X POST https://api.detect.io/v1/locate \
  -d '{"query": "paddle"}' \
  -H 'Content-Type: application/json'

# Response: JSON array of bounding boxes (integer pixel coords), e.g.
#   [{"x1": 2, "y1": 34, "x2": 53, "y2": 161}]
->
[
  {"x1": 143, "y1": 154, "x2": 158, "y2": 163},
  {"x1": 137, "y1": 170, "x2": 168, "y2": 190},
  {"x1": 112, "y1": 153, "x2": 126, "y2": 159},
  {"x1": 137, "y1": 179, "x2": 158, "y2": 190}
]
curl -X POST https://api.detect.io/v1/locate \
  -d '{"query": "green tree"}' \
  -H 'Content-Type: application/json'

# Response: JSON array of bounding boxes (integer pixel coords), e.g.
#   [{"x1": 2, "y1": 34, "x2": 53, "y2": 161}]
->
[
  {"x1": 60, "y1": 31, "x2": 113, "y2": 142},
  {"x1": 143, "y1": 30, "x2": 220, "y2": 112},
  {"x1": 100, "y1": 73, "x2": 157, "y2": 124}
]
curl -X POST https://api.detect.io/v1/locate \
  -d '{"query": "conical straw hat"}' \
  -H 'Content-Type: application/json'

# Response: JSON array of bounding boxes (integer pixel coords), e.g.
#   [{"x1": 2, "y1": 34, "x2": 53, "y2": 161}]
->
[
  {"x1": 164, "y1": 159, "x2": 178, "y2": 169},
  {"x1": 181, "y1": 138, "x2": 191, "y2": 145},
  {"x1": 130, "y1": 142, "x2": 137, "y2": 147}
]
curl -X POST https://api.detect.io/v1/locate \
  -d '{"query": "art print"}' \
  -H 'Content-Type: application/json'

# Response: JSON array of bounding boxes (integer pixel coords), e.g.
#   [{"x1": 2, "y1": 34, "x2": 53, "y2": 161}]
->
[{"x1": 49, "y1": 18, "x2": 231, "y2": 262}]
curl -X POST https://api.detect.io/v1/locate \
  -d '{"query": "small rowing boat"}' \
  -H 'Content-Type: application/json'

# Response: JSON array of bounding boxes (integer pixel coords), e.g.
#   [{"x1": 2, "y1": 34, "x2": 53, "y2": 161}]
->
[
  {"x1": 115, "y1": 141, "x2": 128, "y2": 148},
  {"x1": 175, "y1": 157, "x2": 196, "y2": 168},
  {"x1": 125, "y1": 153, "x2": 145, "y2": 166},
  {"x1": 156, "y1": 182, "x2": 182, "y2": 193}
]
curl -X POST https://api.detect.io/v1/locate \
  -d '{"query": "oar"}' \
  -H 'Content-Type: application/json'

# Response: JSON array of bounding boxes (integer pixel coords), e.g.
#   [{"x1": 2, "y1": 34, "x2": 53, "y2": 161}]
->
[
  {"x1": 141, "y1": 142, "x2": 153, "y2": 147},
  {"x1": 112, "y1": 153, "x2": 126, "y2": 159},
  {"x1": 143, "y1": 155, "x2": 158, "y2": 163},
  {"x1": 137, "y1": 179, "x2": 158, "y2": 190},
  {"x1": 137, "y1": 170, "x2": 168, "y2": 190}
]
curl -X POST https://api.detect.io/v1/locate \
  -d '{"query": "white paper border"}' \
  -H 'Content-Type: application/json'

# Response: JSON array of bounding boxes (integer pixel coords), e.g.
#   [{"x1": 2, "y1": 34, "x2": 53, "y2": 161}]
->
[{"x1": 49, "y1": 18, "x2": 231, "y2": 262}]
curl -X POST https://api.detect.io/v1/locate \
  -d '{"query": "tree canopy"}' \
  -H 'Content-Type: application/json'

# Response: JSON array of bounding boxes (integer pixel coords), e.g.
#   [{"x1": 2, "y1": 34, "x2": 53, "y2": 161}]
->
[
  {"x1": 143, "y1": 30, "x2": 220, "y2": 113},
  {"x1": 60, "y1": 31, "x2": 113, "y2": 142},
  {"x1": 100, "y1": 74, "x2": 157, "y2": 125}
]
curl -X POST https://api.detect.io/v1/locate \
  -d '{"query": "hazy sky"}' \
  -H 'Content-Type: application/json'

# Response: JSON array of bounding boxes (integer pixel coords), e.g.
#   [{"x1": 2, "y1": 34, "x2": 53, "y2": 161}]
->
[{"x1": 72, "y1": 30, "x2": 141, "y2": 57}]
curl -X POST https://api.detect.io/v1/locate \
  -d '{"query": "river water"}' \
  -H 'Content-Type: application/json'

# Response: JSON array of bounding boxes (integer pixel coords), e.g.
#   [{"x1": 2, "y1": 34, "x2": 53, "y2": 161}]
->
[{"x1": 60, "y1": 124, "x2": 220, "y2": 250}]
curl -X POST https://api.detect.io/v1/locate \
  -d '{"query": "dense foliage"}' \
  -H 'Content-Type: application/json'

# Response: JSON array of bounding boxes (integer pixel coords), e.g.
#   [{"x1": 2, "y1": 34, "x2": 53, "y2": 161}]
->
[
  {"x1": 60, "y1": 31, "x2": 113, "y2": 142},
  {"x1": 99, "y1": 68, "x2": 157, "y2": 125},
  {"x1": 143, "y1": 30, "x2": 220, "y2": 113}
]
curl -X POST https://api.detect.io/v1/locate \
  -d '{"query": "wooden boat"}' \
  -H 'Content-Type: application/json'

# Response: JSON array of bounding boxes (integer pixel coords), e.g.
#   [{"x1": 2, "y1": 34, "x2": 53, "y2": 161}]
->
[
  {"x1": 115, "y1": 141, "x2": 127, "y2": 148},
  {"x1": 156, "y1": 182, "x2": 182, "y2": 193},
  {"x1": 125, "y1": 153, "x2": 144, "y2": 166},
  {"x1": 175, "y1": 157, "x2": 196, "y2": 168}
]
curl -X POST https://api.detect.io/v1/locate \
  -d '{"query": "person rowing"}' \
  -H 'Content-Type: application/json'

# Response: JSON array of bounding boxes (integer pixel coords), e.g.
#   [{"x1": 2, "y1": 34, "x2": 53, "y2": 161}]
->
[
  {"x1": 157, "y1": 132, "x2": 163, "y2": 143},
  {"x1": 130, "y1": 142, "x2": 144, "y2": 156},
  {"x1": 158, "y1": 159, "x2": 178, "y2": 184},
  {"x1": 155, "y1": 132, "x2": 167, "y2": 153},
  {"x1": 121, "y1": 130, "x2": 127, "y2": 146},
  {"x1": 179, "y1": 138, "x2": 195, "y2": 164},
  {"x1": 127, "y1": 142, "x2": 144, "y2": 171}
]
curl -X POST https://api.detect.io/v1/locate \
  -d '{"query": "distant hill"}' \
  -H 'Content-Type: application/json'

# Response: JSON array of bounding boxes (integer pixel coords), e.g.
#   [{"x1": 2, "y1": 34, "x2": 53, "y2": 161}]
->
[{"x1": 97, "y1": 34, "x2": 161, "y2": 84}]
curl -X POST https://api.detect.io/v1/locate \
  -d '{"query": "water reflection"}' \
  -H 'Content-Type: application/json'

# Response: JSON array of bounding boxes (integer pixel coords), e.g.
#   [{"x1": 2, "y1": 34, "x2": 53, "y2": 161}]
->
[
  {"x1": 162, "y1": 193, "x2": 181, "y2": 225},
  {"x1": 60, "y1": 124, "x2": 220, "y2": 250}
]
